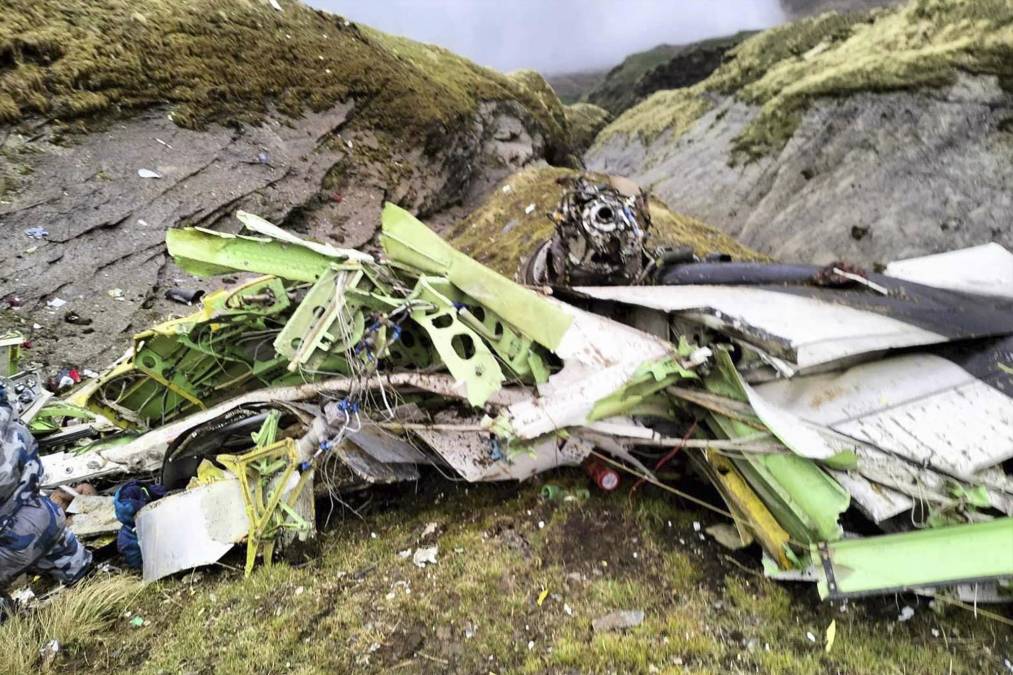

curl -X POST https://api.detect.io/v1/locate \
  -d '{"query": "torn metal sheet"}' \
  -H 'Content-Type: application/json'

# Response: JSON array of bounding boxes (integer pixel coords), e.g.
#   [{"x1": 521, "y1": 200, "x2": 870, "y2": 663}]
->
[
  {"x1": 573, "y1": 285, "x2": 945, "y2": 371},
  {"x1": 235, "y1": 211, "x2": 373, "y2": 263},
  {"x1": 884, "y1": 243, "x2": 1013, "y2": 299},
  {"x1": 42, "y1": 372, "x2": 512, "y2": 487},
  {"x1": 813, "y1": 518, "x2": 1013, "y2": 599},
  {"x1": 706, "y1": 352, "x2": 849, "y2": 544},
  {"x1": 503, "y1": 300, "x2": 680, "y2": 440},
  {"x1": 345, "y1": 424, "x2": 430, "y2": 465},
  {"x1": 827, "y1": 471, "x2": 914, "y2": 524},
  {"x1": 66, "y1": 495, "x2": 119, "y2": 538},
  {"x1": 412, "y1": 428, "x2": 592, "y2": 482},
  {"x1": 573, "y1": 280, "x2": 1013, "y2": 371},
  {"x1": 136, "y1": 477, "x2": 250, "y2": 582},
  {"x1": 755, "y1": 347, "x2": 1013, "y2": 476},
  {"x1": 333, "y1": 444, "x2": 420, "y2": 484}
]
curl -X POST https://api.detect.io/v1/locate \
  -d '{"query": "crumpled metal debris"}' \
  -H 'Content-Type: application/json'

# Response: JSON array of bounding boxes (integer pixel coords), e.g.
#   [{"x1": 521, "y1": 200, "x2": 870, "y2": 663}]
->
[{"x1": 19, "y1": 176, "x2": 1013, "y2": 602}]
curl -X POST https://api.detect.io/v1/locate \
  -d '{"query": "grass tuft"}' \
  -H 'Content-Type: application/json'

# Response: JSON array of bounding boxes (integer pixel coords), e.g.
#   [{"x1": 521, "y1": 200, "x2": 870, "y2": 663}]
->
[{"x1": 0, "y1": 575, "x2": 142, "y2": 673}]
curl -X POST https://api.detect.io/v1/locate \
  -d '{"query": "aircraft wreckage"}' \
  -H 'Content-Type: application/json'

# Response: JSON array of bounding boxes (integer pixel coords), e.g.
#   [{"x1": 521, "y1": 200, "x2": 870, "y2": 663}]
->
[{"x1": 5, "y1": 175, "x2": 1012, "y2": 602}]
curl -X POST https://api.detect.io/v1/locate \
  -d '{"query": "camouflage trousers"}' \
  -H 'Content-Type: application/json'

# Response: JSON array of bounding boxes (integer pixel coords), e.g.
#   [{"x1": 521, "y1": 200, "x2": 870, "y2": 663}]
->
[{"x1": 0, "y1": 496, "x2": 92, "y2": 588}]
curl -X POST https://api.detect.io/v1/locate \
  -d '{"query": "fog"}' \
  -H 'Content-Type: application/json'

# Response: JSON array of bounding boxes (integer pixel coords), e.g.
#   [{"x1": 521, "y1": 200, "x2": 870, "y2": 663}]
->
[{"x1": 305, "y1": 0, "x2": 786, "y2": 74}]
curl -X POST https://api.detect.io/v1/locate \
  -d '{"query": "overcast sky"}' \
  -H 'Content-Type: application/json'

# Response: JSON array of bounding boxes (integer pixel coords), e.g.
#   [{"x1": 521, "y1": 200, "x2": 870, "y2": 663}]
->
[{"x1": 306, "y1": 1, "x2": 786, "y2": 74}]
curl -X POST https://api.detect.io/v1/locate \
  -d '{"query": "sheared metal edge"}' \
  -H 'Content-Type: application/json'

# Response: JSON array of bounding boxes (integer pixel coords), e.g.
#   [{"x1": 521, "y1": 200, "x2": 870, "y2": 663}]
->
[
  {"x1": 41, "y1": 373, "x2": 514, "y2": 488},
  {"x1": 827, "y1": 470, "x2": 913, "y2": 523},
  {"x1": 136, "y1": 477, "x2": 249, "y2": 582},
  {"x1": 380, "y1": 203, "x2": 572, "y2": 351},
  {"x1": 756, "y1": 352, "x2": 1013, "y2": 478},
  {"x1": 236, "y1": 210, "x2": 373, "y2": 263},
  {"x1": 884, "y1": 243, "x2": 1013, "y2": 299},
  {"x1": 812, "y1": 518, "x2": 1013, "y2": 600},
  {"x1": 137, "y1": 466, "x2": 315, "y2": 582},
  {"x1": 572, "y1": 285, "x2": 947, "y2": 371},
  {"x1": 503, "y1": 298, "x2": 677, "y2": 440},
  {"x1": 707, "y1": 351, "x2": 849, "y2": 544},
  {"x1": 166, "y1": 228, "x2": 336, "y2": 282},
  {"x1": 412, "y1": 428, "x2": 592, "y2": 482}
]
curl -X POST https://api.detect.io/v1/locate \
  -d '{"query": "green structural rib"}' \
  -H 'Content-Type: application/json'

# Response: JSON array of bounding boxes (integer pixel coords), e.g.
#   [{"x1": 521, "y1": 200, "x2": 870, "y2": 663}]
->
[{"x1": 380, "y1": 203, "x2": 572, "y2": 351}]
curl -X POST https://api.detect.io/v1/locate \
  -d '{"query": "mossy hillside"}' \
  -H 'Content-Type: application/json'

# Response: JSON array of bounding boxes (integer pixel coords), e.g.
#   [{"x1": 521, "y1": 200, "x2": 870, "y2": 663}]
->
[
  {"x1": 0, "y1": 1, "x2": 570, "y2": 156},
  {"x1": 598, "y1": 0, "x2": 1013, "y2": 159},
  {"x1": 564, "y1": 102, "x2": 611, "y2": 152},
  {"x1": 585, "y1": 43, "x2": 689, "y2": 114},
  {"x1": 447, "y1": 165, "x2": 764, "y2": 277}
]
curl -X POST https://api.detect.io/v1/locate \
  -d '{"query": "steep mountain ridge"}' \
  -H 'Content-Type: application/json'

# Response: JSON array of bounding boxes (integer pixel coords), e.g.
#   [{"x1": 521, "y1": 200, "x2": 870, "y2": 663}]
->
[{"x1": 587, "y1": 0, "x2": 1013, "y2": 265}]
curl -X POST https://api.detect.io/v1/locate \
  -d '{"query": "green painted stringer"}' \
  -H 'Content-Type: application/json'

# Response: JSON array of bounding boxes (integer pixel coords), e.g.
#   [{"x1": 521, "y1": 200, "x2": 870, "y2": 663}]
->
[{"x1": 813, "y1": 517, "x2": 1013, "y2": 599}]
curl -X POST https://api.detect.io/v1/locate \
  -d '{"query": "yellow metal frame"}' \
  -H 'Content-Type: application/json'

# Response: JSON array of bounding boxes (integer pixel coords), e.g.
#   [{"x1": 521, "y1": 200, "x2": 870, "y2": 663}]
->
[{"x1": 217, "y1": 438, "x2": 313, "y2": 576}]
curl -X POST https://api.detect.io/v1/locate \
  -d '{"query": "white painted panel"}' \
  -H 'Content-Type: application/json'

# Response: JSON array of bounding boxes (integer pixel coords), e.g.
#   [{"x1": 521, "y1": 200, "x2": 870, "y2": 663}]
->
[
  {"x1": 757, "y1": 354, "x2": 1013, "y2": 475},
  {"x1": 575, "y1": 285, "x2": 944, "y2": 369},
  {"x1": 885, "y1": 244, "x2": 1013, "y2": 298}
]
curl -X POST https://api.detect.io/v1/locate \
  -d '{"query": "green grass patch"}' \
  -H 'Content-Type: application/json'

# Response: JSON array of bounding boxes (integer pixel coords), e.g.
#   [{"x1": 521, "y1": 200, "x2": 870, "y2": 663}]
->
[{"x1": 8, "y1": 477, "x2": 1004, "y2": 673}]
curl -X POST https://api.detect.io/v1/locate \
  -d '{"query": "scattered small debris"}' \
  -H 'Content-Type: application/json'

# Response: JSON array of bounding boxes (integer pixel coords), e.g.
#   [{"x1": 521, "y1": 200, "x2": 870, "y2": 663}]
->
[
  {"x1": 24, "y1": 226, "x2": 49, "y2": 239},
  {"x1": 165, "y1": 288, "x2": 206, "y2": 306},
  {"x1": 592, "y1": 610, "x2": 645, "y2": 633},
  {"x1": 268, "y1": 0, "x2": 282, "y2": 11},
  {"x1": 501, "y1": 184, "x2": 513, "y2": 193},
  {"x1": 107, "y1": 288, "x2": 125, "y2": 300},
  {"x1": 154, "y1": 138, "x2": 173, "y2": 150},
  {"x1": 898, "y1": 606, "x2": 915, "y2": 622},
  {"x1": 524, "y1": 203, "x2": 536, "y2": 215},
  {"x1": 39, "y1": 639, "x2": 60, "y2": 668},
  {"x1": 412, "y1": 545, "x2": 438, "y2": 568},
  {"x1": 806, "y1": 631, "x2": 817, "y2": 643},
  {"x1": 64, "y1": 311, "x2": 92, "y2": 326},
  {"x1": 137, "y1": 169, "x2": 162, "y2": 179},
  {"x1": 129, "y1": 616, "x2": 145, "y2": 628},
  {"x1": 825, "y1": 619, "x2": 836, "y2": 653},
  {"x1": 537, "y1": 588, "x2": 549, "y2": 607}
]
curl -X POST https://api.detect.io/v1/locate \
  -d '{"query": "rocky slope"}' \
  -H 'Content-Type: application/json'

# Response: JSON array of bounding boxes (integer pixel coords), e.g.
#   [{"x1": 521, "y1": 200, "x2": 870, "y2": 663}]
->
[
  {"x1": 584, "y1": 33, "x2": 755, "y2": 116},
  {"x1": 781, "y1": 0, "x2": 902, "y2": 18},
  {"x1": 0, "y1": 0, "x2": 577, "y2": 369},
  {"x1": 587, "y1": 0, "x2": 1013, "y2": 266}
]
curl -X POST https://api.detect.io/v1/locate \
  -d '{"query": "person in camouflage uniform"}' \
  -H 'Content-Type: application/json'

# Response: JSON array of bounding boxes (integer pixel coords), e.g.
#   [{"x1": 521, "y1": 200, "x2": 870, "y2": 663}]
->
[{"x1": 0, "y1": 386, "x2": 91, "y2": 588}]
